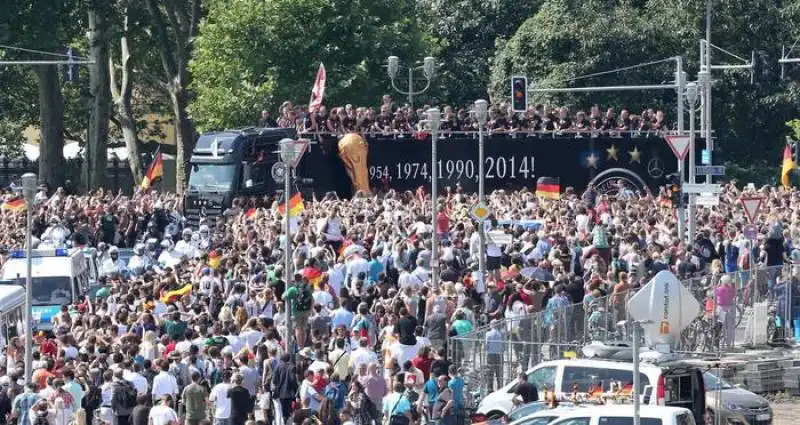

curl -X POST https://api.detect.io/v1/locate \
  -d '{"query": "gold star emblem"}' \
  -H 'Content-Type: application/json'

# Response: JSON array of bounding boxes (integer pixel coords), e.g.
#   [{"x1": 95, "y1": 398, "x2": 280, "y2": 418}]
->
[
  {"x1": 586, "y1": 152, "x2": 599, "y2": 168},
  {"x1": 628, "y1": 146, "x2": 642, "y2": 164},
  {"x1": 606, "y1": 145, "x2": 619, "y2": 161}
]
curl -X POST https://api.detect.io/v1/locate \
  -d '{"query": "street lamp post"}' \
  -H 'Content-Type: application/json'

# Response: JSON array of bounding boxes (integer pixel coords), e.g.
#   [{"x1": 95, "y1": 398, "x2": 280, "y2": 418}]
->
[
  {"x1": 386, "y1": 56, "x2": 436, "y2": 108},
  {"x1": 474, "y1": 100, "x2": 488, "y2": 285},
  {"x1": 685, "y1": 82, "x2": 700, "y2": 242},
  {"x1": 278, "y1": 138, "x2": 301, "y2": 357},
  {"x1": 21, "y1": 173, "x2": 36, "y2": 384},
  {"x1": 427, "y1": 108, "x2": 441, "y2": 289}
]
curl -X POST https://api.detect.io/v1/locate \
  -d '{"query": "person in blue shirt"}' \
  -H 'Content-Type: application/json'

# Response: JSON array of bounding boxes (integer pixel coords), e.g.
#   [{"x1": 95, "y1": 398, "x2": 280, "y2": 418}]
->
[
  {"x1": 382, "y1": 381, "x2": 412, "y2": 425},
  {"x1": 421, "y1": 375, "x2": 439, "y2": 418},
  {"x1": 367, "y1": 251, "x2": 384, "y2": 285},
  {"x1": 485, "y1": 320, "x2": 504, "y2": 392},
  {"x1": 447, "y1": 366, "x2": 465, "y2": 412}
]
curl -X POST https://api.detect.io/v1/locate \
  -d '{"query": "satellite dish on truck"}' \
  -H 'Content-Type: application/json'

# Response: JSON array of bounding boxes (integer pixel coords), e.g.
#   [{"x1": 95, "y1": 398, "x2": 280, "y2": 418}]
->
[{"x1": 627, "y1": 270, "x2": 701, "y2": 350}]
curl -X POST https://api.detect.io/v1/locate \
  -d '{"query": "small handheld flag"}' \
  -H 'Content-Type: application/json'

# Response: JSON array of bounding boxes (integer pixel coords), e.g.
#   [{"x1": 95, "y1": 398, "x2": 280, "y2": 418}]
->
[
  {"x1": 277, "y1": 192, "x2": 305, "y2": 217},
  {"x1": 536, "y1": 177, "x2": 560, "y2": 200},
  {"x1": 141, "y1": 149, "x2": 164, "y2": 189},
  {"x1": 1, "y1": 197, "x2": 26, "y2": 211}
]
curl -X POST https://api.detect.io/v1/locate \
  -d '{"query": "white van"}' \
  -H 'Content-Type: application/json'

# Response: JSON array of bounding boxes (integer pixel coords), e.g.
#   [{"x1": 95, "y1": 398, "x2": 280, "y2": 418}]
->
[
  {"x1": 1, "y1": 248, "x2": 94, "y2": 330},
  {"x1": 477, "y1": 358, "x2": 706, "y2": 425},
  {"x1": 0, "y1": 284, "x2": 25, "y2": 341},
  {"x1": 546, "y1": 405, "x2": 695, "y2": 425}
]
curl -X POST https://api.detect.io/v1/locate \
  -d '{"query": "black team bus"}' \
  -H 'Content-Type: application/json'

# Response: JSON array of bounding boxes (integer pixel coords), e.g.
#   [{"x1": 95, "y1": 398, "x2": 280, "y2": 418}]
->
[{"x1": 186, "y1": 129, "x2": 700, "y2": 227}]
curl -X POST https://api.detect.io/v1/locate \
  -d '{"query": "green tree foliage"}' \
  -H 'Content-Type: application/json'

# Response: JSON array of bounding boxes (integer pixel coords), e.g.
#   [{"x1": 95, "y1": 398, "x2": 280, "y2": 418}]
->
[
  {"x1": 418, "y1": 0, "x2": 543, "y2": 105},
  {"x1": 190, "y1": 0, "x2": 429, "y2": 131},
  {"x1": 490, "y1": 0, "x2": 800, "y2": 171}
]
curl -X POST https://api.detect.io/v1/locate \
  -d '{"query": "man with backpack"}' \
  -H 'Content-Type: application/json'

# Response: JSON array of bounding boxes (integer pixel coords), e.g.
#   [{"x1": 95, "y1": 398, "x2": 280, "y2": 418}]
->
[
  {"x1": 110, "y1": 370, "x2": 138, "y2": 425},
  {"x1": 282, "y1": 274, "x2": 314, "y2": 348}
]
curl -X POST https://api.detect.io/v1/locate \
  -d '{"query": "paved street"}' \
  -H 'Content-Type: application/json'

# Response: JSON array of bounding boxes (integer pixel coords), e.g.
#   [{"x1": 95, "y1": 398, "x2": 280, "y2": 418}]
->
[{"x1": 772, "y1": 405, "x2": 798, "y2": 425}]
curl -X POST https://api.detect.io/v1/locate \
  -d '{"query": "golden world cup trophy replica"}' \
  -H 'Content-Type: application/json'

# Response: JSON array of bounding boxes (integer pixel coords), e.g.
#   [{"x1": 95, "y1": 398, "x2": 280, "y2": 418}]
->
[{"x1": 337, "y1": 133, "x2": 371, "y2": 195}]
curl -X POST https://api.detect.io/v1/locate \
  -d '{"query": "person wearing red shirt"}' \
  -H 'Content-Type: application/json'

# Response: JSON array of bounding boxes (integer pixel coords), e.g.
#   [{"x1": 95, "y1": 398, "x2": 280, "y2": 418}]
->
[
  {"x1": 411, "y1": 346, "x2": 433, "y2": 380},
  {"x1": 436, "y1": 210, "x2": 450, "y2": 239}
]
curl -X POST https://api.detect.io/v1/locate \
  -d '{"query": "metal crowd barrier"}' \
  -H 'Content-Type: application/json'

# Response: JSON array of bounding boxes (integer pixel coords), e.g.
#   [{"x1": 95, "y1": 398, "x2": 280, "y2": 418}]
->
[{"x1": 450, "y1": 264, "x2": 798, "y2": 399}]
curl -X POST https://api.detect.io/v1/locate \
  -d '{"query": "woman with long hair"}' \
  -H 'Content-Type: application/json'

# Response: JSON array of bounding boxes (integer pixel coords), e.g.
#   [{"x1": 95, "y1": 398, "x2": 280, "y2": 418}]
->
[{"x1": 346, "y1": 380, "x2": 374, "y2": 425}]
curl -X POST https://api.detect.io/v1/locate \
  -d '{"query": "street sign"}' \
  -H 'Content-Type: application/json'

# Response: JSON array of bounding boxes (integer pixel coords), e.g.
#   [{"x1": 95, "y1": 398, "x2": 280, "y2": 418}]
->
[
  {"x1": 701, "y1": 149, "x2": 711, "y2": 165},
  {"x1": 743, "y1": 223, "x2": 759, "y2": 240},
  {"x1": 627, "y1": 271, "x2": 701, "y2": 348},
  {"x1": 695, "y1": 165, "x2": 725, "y2": 176},
  {"x1": 279, "y1": 138, "x2": 310, "y2": 168},
  {"x1": 695, "y1": 194, "x2": 719, "y2": 206},
  {"x1": 487, "y1": 231, "x2": 513, "y2": 245},
  {"x1": 469, "y1": 202, "x2": 491, "y2": 222},
  {"x1": 682, "y1": 183, "x2": 722, "y2": 194},
  {"x1": 664, "y1": 135, "x2": 691, "y2": 160},
  {"x1": 740, "y1": 197, "x2": 763, "y2": 223}
]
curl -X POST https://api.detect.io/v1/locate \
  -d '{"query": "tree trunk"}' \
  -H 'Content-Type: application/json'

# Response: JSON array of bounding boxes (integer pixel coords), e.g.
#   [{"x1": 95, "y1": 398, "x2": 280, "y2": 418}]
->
[
  {"x1": 170, "y1": 84, "x2": 194, "y2": 193},
  {"x1": 110, "y1": 9, "x2": 143, "y2": 182},
  {"x1": 34, "y1": 65, "x2": 66, "y2": 189},
  {"x1": 87, "y1": 3, "x2": 111, "y2": 190}
]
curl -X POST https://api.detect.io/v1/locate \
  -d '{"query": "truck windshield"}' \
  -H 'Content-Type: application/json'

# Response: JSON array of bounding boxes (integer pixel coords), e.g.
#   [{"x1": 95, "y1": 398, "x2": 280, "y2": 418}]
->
[
  {"x1": 29, "y1": 277, "x2": 72, "y2": 306},
  {"x1": 188, "y1": 163, "x2": 236, "y2": 191}
]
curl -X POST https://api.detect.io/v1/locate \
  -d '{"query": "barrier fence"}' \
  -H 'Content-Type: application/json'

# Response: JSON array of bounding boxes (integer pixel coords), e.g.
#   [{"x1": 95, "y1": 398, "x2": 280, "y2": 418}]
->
[{"x1": 450, "y1": 264, "x2": 800, "y2": 399}]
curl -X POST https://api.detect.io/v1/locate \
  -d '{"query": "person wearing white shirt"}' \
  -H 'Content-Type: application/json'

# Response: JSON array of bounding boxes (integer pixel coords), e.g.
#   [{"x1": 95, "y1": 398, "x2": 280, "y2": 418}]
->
[
  {"x1": 349, "y1": 338, "x2": 378, "y2": 374},
  {"x1": 225, "y1": 329, "x2": 243, "y2": 354},
  {"x1": 148, "y1": 395, "x2": 179, "y2": 425},
  {"x1": 239, "y1": 319, "x2": 264, "y2": 352},
  {"x1": 312, "y1": 286, "x2": 334, "y2": 309},
  {"x1": 330, "y1": 304, "x2": 354, "y2": 332},
  {"x1": 123, "y1": 365, "x2": 149, "y2": 396},
  {"x1": 327, "y1": 264, "x2": 345, "y2": 296},
  {"x1": 209, "y1": 371, "x2": 233, "y2": 424},
  {"x1": 398, "y1": 269, "x2": 423, "y2": 291},
  {"x1": 151, "y1": 363, "x2": 179, "y2": 403},
  {"x1": 345, "y1": 255, "x2": 370, "y2": 287}
]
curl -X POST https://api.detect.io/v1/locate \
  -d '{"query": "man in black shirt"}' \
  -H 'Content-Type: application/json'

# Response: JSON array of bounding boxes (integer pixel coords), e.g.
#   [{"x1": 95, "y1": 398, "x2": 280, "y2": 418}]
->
[
  {"x1": 129, "y1": 395, "x2": 150, "y2": 425},
  {"x1": 229, "y1": 374, "x2": 254, "y2": 425},
  {"x1": 513, "y1": 372, "x2": 539, "y2": 404},
  {"x1": 395, "y1": 307, "x2": 418, "y2": 346}
]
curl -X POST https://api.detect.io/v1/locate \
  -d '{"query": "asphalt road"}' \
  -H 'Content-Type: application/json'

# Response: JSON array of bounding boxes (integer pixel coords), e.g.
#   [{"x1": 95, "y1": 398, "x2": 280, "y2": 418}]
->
[{"x1": 772, "y1": 405, "x2": 797, "y2": 425}]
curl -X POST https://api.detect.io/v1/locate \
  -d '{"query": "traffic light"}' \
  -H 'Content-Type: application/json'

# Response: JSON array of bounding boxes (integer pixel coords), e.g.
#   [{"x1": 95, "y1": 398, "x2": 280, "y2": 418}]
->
[
  {"x1": 511, "y1": 76, "x2": 527, "y2": 112},
  {"x1": 666, "y1": 173, "x2": 682, "y2": 208}
]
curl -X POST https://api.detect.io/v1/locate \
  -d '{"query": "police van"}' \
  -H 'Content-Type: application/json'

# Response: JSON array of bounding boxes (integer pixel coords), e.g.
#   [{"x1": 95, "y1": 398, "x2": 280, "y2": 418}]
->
[{"x1": 0, "y1": 248, "x2": 98, "y2": 330}]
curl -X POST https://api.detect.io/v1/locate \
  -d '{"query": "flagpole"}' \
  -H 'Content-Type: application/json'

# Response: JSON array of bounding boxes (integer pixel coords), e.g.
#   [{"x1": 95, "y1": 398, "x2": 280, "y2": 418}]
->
[{"x1": 284, "y1": 162, "x2": 293, "y2": 357}]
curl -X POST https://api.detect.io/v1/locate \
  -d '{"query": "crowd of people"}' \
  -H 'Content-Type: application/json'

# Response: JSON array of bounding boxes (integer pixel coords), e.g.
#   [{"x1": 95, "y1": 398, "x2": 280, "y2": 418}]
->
[
  {"x1": 257, "y1": 96, "x2": 672, "y2": 137},
  {"x1": 0, "y1": 177, "x2": 796, "y2": 425}
]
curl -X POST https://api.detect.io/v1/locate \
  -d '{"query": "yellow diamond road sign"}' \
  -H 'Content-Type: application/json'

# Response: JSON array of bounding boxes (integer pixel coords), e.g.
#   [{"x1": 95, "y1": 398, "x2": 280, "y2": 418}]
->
[{"x1": 469, "y1": 202, "x2": 491, "y2": 222}]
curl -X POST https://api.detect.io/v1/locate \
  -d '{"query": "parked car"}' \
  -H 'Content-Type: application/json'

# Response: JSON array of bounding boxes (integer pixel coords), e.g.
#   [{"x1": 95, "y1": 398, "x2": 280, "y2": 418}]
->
[
  {"x1": 547, "y1": 405, "x2": 696, "y2": 425},
  {"x1": 476, "y1": 357, "x2": 706, "y2": 425},
  {"x1": 472, "y1": 401, "x2": 577, "y2": 425},
  {"x1": 704, "y1": 372, "x2": 772, "y2": 425}
]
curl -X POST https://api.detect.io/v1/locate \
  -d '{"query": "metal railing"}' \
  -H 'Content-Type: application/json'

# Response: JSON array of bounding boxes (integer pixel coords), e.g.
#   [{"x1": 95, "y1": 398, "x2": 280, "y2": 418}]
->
[
  {"x1": 450, "y1": 264, "x2": 798, "y2": 398},
  {"x1": 297, "y1": 129, "x2": 685, "y2": 140}
]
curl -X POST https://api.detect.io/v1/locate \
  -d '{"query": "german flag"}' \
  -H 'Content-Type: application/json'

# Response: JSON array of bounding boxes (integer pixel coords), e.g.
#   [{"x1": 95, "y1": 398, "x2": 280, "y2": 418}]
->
[
  {"x1": 244, "y1": 207, "x2": 257, "y2": 219},
  {"x1": 536, "y1": 177, "x2": 560, "y2": 200},
  {"x1": 302, "y1": 266, "x2": 323, "y2": 288},
  {"x1": 141, "y1": 150, "x2": 164, "y2": 189},
  {"x1": 277, "y1": 192, "x2": 304, "y2": 217},
  {"x1": 1, "y1": 197, "x2": 26, "y2": 211},
  {"x1": 781, "y1": 144, "x2": 796, "y2": 188}
]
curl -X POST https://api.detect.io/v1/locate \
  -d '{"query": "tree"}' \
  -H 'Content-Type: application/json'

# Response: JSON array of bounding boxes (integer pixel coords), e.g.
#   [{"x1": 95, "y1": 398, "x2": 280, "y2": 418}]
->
[
  {"x1": 190, "y1": 0, "x2": 430, "y2": 131},
  {"x1": 143, "y1": 0, "x2": 201, "y2": 193},
  {"x1": 490, "y1": 0, "x2": 798, "y2": 169},
  {"x1": 86, "y1": 0, "x2": 112, "y2": 189},
  {"x1": 418, "y1": 0, "x2": 543, "y2": 105}
]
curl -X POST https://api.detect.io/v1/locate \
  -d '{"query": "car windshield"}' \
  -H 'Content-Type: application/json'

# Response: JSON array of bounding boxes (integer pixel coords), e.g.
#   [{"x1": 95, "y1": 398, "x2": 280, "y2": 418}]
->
[
  {"x1": 188, "y1": 163, "x2": 236, "y2": 191},
  {"x1": 29, "y1": 277, "x2": 72, "y2": 306},
  {"x1": 703, "y1": 372, "x2": 734, "y2": 390}
]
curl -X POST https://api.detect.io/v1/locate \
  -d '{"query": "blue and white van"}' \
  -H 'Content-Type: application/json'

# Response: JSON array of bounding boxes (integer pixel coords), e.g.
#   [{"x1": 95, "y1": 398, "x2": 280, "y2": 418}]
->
[{"x1": 1, "y1": 248, "x2": 96, "y2": 330}]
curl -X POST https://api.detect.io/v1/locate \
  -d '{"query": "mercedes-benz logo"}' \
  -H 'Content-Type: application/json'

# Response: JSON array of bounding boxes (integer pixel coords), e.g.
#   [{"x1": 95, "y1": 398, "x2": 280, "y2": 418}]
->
[
  {"x1": 647, "y1": 157, "x2": 664, "y2": 178},
  {"x1": 272, "y1": 162, "x2": 287, "y2": 183}
]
